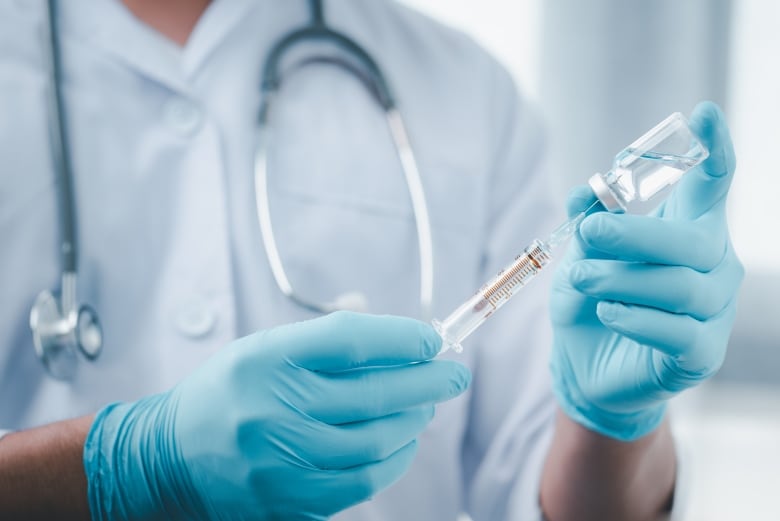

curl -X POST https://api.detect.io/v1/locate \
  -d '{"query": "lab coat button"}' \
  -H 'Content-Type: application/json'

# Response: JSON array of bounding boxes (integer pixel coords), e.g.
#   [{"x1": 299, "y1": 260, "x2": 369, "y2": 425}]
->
[
  {"x1": 174, "y1": 297, "x2": 216, "y2": 338},
  {"x1": 164, "y1": 98, "x2": 203, "y2": 136}
]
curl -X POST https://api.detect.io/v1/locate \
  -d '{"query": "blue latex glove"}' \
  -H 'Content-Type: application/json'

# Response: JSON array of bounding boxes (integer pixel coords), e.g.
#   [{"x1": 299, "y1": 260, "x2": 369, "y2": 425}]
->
[
  {"x1": 550, "y1": 101, "x2": 744, "y2": 441},
  {"x1": 83, "y1": 311, "x2": 471, "y2": 520}
]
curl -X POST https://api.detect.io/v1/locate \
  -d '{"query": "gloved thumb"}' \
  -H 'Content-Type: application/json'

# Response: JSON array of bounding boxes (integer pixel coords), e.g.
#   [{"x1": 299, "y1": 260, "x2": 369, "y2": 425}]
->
[{"x1": 668, "y1": 101, "x2": 737, "y2": 220}]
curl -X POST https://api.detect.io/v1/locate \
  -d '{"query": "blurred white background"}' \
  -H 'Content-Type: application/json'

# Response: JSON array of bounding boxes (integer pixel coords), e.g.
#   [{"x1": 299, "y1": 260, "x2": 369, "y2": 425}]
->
[{"x1": 402, "y1": 1, "x2": 779, "y2": 520}]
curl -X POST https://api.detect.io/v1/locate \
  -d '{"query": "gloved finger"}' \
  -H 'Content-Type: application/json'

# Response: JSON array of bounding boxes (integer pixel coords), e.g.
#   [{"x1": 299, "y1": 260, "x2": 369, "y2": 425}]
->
[
  {"x1": 651, "y1": 308, "x2": 737, "y2": 395},
  {"x1": 267, "y1": 311, "x2": 442, "y2": 371},
  {"x1": 570, "y1": 256, "x2": 741, "y2": 321},
  {"x1": 595, "y1": 299, "x2": 736, "y2": 373},
  {"x1": 303, "y1": 359, "x2": 470, "y2": 424},
  {"x1": 559, "y1": 185, "x2": 613, "y2": 267},
  {"x1": 664, "y1": 101, "x2": 737, "y2": 221},
  {"x1": 579, "y1": 210, "x2": 726, "y2": 271},
  {"x1": 301, "y1": 406, "x2": 434, "y2": 470},
  {"x1": 332, "y1": 439, "x2": 418, "y2": 504},
  {"x1": 270, "y1": 440, "x2": 420, "y2": 516},
  {"x1": 566, "y1": 185, "x2": 600, "y2": 219}
]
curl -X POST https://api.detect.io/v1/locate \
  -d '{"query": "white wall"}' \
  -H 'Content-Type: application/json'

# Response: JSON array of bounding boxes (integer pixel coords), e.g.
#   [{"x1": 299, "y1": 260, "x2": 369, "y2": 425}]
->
[
  {"x1": 728, "y1": 0, "x2": 780, "y2": 271},
  {"x1": 398, "y1": 0, "x2": 541, "y2": 100},
  {"x1": 401, "y1": 0, "x2": 778, "y2": 273}
]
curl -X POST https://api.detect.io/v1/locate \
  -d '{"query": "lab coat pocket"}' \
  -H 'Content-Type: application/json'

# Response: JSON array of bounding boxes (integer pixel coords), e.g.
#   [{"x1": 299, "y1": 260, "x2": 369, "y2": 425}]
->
[
  {"x1": 267, "y1": 181, "x2": 420, "y2": 315},
  {"x1": 266, "y1": 159, "x2": 482, "y2": 317}
]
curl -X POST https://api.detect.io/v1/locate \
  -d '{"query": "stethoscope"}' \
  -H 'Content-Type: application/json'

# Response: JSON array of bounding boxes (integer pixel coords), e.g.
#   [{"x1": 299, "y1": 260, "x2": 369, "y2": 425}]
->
[
  {"x1": 30, "y1": 0, "x2": 433, "y2": 380},
  {"x1": 29, "y1": 0, "x2": 103, "y2": 381}
]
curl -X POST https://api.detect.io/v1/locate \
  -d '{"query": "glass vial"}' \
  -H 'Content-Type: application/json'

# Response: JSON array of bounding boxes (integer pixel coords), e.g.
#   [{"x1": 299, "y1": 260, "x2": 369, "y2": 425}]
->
[{"x1": 588, "y1": 112, "x2": 709, "y2": 214}]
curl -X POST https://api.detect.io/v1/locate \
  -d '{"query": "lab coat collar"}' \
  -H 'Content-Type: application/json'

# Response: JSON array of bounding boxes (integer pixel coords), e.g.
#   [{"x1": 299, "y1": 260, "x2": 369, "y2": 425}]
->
[
  {"x1": 58, "y1": 0, "x2": 261, "y2": 94},
  {"x1": 182, "y1": 0, "x2": 266, "y2": 80}
]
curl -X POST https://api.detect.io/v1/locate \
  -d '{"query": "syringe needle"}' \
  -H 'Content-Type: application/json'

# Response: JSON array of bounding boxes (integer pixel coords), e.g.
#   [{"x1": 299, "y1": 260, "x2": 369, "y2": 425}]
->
[{"x1": 545, "y1": 200, "x2": 599, "y2": 250}]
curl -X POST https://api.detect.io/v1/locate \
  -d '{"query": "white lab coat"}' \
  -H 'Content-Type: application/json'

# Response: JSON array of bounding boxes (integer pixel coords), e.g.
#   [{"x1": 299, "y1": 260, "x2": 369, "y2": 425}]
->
[{"x1": 0, "y1": 0, "x2": 561, "y2": 519}]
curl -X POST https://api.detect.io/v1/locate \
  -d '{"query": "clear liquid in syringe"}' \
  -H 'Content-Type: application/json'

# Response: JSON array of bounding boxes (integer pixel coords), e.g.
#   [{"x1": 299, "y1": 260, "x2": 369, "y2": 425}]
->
[{"x1": 432, "y1": 203, "x2": 596, "y2": 354}]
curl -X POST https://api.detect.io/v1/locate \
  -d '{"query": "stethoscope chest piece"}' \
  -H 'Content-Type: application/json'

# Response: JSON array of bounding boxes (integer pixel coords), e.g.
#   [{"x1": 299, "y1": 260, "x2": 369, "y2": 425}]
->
[
  {"x1": 33, "y1": 0, "x2": 104, "y2": 380},
  {"x1": 30, "y1": 289, "x2": 103, "y2": 381}
]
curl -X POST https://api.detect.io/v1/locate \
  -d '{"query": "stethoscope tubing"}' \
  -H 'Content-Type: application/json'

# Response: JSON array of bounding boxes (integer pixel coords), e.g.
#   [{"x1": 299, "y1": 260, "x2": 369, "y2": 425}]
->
[
  {"x1": 45, "y1": 0, "x2": 78, "y2": 279},
  {"x1": 254, "y1": 3, "x2": 433, "y2": 319},
  {"x1": 32, "y1": 0, "x2": 434, "y2": 380}
]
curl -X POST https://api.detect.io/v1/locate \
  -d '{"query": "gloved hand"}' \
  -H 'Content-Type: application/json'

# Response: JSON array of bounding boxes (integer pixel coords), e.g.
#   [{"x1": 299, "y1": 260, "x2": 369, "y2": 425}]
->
[
  {"x1": 550, "y1": 101, "x2": 744, "y2": 441},
  {"x1": 83, "y1": 311, "x2": 471, "y2": 520}
]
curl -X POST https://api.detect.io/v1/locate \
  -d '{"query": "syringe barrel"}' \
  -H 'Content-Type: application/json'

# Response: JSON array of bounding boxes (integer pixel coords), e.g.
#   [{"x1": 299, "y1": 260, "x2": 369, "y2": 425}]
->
[{"x1": 434, "y1": 240, "x2": 552, "y2": 353}]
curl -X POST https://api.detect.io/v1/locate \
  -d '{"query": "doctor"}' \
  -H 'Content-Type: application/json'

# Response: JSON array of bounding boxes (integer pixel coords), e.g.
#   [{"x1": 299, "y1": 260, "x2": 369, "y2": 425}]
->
[{"x1": 0, "y1": 1, "x2": 743, "y2": 520}]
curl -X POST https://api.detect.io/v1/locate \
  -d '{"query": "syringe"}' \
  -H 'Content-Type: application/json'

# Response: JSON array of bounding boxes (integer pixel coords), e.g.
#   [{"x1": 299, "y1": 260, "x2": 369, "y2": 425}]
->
[
  {"x1": 432, "y1": 111, "x2": 710, "y2": 354},
  {"x1": 432, "y1": 201, "x2": 597, "y2": 354}
]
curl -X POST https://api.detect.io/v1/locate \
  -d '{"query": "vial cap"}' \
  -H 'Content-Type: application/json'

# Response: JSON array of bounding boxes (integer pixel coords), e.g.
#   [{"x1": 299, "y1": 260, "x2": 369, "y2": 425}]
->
[{"x1": 588, "y1": 173, "x2": 623, "y2": 213}]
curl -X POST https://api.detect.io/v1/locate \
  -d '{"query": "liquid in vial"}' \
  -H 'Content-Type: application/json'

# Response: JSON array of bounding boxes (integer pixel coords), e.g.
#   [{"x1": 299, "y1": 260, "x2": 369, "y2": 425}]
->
[{"x1": 589, "y1": 113, "x2": 708, "y2": 214}]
